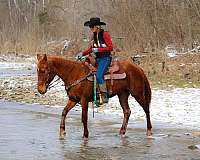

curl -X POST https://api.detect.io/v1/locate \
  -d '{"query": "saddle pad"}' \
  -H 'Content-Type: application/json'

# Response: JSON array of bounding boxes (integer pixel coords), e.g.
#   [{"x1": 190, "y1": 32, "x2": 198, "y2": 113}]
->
[
  {"x1": 87, "y1": 72, "x2": 126, "y2": 81},
  {"x1": 104, "y1": 72, "x2": 126, "y2": 80}
]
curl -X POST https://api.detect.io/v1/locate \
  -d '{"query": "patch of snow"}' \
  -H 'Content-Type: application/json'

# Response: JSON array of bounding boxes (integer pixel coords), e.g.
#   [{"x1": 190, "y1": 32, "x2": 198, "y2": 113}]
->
[
  {"x1": 63, "y1": 40, "x2": 70, "y2": 49},
  {"x1": 165, "y1": 45, "x2": 177, "y2": 58}
]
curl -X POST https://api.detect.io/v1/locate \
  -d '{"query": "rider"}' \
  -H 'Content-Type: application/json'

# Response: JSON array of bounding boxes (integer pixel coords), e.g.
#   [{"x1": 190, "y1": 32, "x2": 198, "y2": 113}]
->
[{"x1": 77, "y1": 17, "x2": 113, "y2": 104}]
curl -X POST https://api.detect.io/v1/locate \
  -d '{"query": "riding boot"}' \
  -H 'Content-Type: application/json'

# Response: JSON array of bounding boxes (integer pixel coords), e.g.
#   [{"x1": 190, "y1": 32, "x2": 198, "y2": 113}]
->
[{"x1": 98, "y1": 83, "x2": 109, "y2": 104}]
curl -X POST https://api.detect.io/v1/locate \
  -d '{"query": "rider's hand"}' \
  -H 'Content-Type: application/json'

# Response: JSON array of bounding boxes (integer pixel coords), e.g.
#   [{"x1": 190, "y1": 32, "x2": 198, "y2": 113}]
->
[
  {"x1": 90, "y1": 52, "x2": 96, "y2": 58},
  {"x1": 75, "y1": 52, "x2": 83, "y2": 60},
  {"x1": 92, "y1": 48, "x2": 98, "y2": 53}
]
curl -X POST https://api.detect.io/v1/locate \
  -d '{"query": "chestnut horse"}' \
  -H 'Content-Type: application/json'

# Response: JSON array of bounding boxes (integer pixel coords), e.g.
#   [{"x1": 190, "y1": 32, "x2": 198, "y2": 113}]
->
[{"x1": 36, "y1": 54, "x2": 152, "y2": 139}]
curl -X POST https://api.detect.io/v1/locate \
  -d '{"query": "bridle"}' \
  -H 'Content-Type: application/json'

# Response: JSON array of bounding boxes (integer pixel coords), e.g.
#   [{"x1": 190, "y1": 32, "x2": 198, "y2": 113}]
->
[
  {"x1": 37, "y1": 65, "x2": 92, "y2": 91},
  {"x1": 37, "y1": 65, "x2": 61, "y2": 90}
]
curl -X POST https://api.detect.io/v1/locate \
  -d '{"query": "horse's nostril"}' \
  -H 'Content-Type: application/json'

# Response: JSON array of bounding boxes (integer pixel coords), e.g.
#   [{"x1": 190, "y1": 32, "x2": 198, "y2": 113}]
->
[
  {"x1": 37, "y1": 84, "x2": 47, "y2": 94},
  {"x1": 39, "y1": 90, "x2": 45, "y2": 94}
]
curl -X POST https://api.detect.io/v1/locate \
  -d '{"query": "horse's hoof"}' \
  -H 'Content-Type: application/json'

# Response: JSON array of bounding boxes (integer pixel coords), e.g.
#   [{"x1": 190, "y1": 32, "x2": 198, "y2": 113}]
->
[
  {"x1": 59, "y1": 134, "x2": 65, "y2": 140},
  {"x1": 59, "y1": 131, "x2": 66, "y2": 140},
  {"x1": 120, "y1": 134, "x2": 126, "y2": 138},
  {"x1": 119, "y1": 129, "x2": 126, "y2": 135},
  {"x1": 146, "y1": 130, "x2": 153, "y2": 136}
]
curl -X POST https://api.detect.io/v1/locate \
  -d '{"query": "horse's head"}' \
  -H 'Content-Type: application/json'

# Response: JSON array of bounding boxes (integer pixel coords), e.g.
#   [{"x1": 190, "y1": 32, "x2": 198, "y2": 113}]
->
[{"x1": 36, "y1": 54, "x2": 55, "y2": 94}]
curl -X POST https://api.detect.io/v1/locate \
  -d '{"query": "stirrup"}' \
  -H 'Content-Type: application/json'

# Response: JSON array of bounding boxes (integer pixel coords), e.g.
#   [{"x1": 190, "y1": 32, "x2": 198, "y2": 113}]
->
[{"x1": 99, "y1": 92, "x2": 109, "y2": 105}]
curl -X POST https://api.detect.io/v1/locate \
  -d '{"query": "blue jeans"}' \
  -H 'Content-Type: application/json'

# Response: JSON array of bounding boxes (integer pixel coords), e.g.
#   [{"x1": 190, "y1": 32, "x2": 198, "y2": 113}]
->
[{"x1": 96, "y1": 56, "x2": 111, "y2": 84}]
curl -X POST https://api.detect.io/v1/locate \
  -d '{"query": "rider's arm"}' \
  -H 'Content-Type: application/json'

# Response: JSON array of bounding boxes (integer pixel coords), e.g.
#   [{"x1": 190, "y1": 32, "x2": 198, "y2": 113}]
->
[
  {"x1": 83, "y1": 45, "x2": 92, "y2": 56},
  {"x1": 97, "y1": 31, "x2": 113, "y2": 53}
]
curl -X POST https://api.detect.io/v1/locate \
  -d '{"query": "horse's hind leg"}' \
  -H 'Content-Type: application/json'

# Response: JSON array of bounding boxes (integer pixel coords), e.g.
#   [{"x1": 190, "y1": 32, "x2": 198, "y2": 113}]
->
[
  {"x1": 60, "y1": 99, "x2": 77, "y2": 139},
  {"x1": 133, "y1": 94, "x2": 152, "y2": 136},
  {"x1": 118, "y1": 92, "x2": 131, "y2": 136}
]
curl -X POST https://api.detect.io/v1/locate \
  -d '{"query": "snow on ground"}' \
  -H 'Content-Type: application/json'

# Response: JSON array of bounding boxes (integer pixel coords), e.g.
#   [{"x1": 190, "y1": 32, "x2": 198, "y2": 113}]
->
[{"x1": 99, "y1": 88, "x2": 200, "y2": 129}]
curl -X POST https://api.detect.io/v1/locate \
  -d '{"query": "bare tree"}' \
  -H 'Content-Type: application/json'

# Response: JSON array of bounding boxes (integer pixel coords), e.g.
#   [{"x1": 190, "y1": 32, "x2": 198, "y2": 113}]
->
[{"x1": 0, "y1": 0, "x2": 200, "y2": 54}]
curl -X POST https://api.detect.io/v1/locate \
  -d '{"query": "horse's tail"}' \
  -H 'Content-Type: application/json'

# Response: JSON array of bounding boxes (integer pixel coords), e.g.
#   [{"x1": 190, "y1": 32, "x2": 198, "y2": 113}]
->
[
  {"x1": 128, "y1": 65, "x2": 151, "y2": 107},
  {"x1": 144, "y1": 75, "x2": 151, "y2": 106}
]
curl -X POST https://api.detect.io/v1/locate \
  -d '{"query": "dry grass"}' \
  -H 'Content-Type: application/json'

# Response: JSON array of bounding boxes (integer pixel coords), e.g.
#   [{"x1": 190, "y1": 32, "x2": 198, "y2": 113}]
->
[
  {"x1": 110, "y1": 50, "x2": 200, "y2": 88},
  {"x1": 133, "y1": 52, "x2": 200, "y2": 88}
]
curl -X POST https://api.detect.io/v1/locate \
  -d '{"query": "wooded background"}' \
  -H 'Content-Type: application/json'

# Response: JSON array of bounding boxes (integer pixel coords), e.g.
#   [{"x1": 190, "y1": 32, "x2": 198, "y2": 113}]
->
[{"x1": 0, "y1": 0, "x2": 200, "y2": 54}]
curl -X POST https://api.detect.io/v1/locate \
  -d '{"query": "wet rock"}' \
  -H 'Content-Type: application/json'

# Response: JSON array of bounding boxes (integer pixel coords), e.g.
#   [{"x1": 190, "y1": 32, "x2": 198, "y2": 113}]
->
[
  {"x1": 184, "y1": 133, "x2": 191, "y2": 136},
  {"x1": 3, "y1": 81, "x2": 9, "y2": 84},
  {"x1": 188, "y1": 145, "x2": 198, "y2": 150}
]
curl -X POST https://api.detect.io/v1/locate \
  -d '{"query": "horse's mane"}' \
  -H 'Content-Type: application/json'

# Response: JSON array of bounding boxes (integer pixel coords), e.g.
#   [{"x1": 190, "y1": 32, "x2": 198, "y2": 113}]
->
[
  {"x1": 47, "y1": 55, "x2": 81, "y2": 66},
  {"x1": 47, "y1": 55, "x2": 89, "y2": 74}
]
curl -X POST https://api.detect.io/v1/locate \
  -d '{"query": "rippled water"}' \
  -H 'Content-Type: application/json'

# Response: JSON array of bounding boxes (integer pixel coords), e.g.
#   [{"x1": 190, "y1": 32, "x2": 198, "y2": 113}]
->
[{"x1": 0, "y1": 101, "x2": 200, "y2": 160}]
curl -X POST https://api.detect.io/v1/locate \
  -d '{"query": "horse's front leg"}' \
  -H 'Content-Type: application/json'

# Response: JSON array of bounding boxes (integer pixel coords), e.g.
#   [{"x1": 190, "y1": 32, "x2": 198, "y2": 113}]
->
[
  {"x1": 118, "y1": 92, "x2": 131, "y2": 136},
  {"x1": 81, "y1": 97, "x2": 89, "y2": 139},
  {"x1": 60, "y1": 99, "x2": 77, "y2": 139}
]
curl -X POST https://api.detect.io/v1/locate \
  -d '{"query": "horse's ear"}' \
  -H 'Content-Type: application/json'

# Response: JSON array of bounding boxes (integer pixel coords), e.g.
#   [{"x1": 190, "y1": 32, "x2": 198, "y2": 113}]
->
[
  {"x1": 37, "y1": 54, "x2": 42, "y2": 61},
  {"x1": 37, "y1": 54, "x2": 47, "y2": 62},
  {"x1": 43, "y1": 54, "x2": 47, "y2": 61}
]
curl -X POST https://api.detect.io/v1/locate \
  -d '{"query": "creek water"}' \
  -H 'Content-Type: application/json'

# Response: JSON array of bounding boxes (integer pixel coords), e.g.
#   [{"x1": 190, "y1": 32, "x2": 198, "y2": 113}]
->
[{"x1": 0, "y1": 100, "x2": 200, "y2": 160}]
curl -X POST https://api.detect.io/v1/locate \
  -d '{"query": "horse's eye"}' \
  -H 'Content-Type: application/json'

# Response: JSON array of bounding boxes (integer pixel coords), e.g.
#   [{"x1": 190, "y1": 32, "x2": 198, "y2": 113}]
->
[{"x1": 37, "y1": 69, "x2": 46, "y2": 73}]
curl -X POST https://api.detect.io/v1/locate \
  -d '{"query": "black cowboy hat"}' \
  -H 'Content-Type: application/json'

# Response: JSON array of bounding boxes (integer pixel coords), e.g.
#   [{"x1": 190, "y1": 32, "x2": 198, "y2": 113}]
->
[{"x1": 84, "y1": 17, "x2": 106, "y2": 27}]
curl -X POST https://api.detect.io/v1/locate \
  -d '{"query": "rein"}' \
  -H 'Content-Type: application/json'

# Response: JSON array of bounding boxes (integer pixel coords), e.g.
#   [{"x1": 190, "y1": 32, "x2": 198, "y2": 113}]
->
[
  {"x1": 65, "y1": 71, "x2": 92, "y2": 91},
  {"x1": 48, "y1": 77, "x2": 61, "y2": 90},
  {"x1": 40, "y1": 59, "x2": 92, "y2": 91}
]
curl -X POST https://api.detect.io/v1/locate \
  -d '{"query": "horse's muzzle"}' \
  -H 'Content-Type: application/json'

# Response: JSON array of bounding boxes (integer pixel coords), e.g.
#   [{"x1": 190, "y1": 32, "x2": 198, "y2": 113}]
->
[{"x1": 37, "y1": 84, "x2": 47, "y2": 94}]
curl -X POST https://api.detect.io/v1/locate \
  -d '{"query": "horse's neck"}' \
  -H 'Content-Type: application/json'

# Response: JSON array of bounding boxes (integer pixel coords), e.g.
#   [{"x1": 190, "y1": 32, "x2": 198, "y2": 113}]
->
[{"x1": 51, "y1": 58, "x2": 86, "y2": 85}]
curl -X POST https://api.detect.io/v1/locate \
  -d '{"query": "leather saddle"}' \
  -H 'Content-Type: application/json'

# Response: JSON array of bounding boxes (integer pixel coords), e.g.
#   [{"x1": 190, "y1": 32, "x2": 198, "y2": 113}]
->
[{"x1": 85, "y1": 56, "x2": 126, "y2": 81}]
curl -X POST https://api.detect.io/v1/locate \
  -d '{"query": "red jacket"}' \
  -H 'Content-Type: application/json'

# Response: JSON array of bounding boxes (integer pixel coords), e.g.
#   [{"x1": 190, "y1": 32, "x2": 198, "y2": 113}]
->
[{"x1": 83, "y1": 31, "x2": 113, "y2": 56}]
